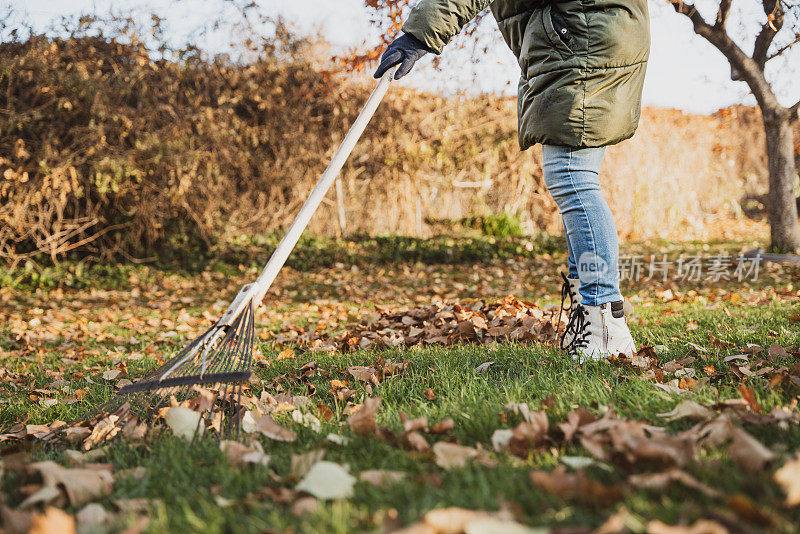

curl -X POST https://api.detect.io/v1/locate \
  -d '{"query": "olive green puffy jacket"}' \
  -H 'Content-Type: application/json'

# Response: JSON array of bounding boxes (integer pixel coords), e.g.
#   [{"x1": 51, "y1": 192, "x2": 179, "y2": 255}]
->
[{"x1": 403, "y1": 0, "x2": 650, "y2": 149}]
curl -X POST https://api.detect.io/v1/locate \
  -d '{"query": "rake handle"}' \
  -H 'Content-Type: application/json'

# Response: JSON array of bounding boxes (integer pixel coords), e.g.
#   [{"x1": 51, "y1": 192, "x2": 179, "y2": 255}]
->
[{"x1": 219, "y1": 67, "x2": 398, "y2": 325}]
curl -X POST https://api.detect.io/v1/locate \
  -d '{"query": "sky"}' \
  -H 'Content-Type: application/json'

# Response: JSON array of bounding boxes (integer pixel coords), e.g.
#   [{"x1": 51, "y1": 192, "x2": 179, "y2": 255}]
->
[{"x1": 7, "y1": 0, "x2": 800, "y2": 114}]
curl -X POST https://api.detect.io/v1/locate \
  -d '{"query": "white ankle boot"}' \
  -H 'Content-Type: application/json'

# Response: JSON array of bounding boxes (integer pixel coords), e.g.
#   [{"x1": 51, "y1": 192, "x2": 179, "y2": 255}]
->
[
  {"x1": 563, "y1": 275, "x2": 634, "y2": 316},
  {"x1": 561, "y1": 301, "x2": 637, "y2": 361}
]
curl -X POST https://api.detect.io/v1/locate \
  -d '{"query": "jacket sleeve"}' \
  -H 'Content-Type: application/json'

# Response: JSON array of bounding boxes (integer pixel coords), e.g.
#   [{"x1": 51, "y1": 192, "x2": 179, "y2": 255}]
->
[{"x1": 402, "y1": 0, "x2": 493, "y2": 54}]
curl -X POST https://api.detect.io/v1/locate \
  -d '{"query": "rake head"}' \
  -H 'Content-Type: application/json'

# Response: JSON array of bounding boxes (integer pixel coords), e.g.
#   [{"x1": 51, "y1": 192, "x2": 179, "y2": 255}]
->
[{"x1": 48, "y1": 285, "x2": 257, "y2": 448}]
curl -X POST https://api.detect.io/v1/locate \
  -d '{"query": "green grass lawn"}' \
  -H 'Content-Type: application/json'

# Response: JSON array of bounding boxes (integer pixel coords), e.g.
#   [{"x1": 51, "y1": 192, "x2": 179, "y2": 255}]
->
[{"x1": 1, "y1": 241, "x2": 799, "y2": 533}]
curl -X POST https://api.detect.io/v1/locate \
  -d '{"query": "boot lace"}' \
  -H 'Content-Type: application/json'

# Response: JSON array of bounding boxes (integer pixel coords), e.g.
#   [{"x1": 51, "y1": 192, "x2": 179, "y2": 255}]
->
[
  {"x1": 560, "y1": 303, "x2": 591, "y2": 357},
  {"x1": 557, "y1": 272, "x2": 576, "y2": 335}
]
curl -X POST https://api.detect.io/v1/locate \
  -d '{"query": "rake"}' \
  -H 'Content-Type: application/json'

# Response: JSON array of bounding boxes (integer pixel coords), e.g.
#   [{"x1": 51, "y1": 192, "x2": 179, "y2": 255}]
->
[{"x1": 54, "y1": 67, "x2": 399, "y2": 446}]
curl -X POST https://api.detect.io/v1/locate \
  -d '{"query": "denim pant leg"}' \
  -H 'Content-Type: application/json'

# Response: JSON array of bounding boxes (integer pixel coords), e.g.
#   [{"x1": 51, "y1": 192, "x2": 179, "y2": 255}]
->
[{"x1": 542, "y1": 145, "x2": 622, "y2": 306}]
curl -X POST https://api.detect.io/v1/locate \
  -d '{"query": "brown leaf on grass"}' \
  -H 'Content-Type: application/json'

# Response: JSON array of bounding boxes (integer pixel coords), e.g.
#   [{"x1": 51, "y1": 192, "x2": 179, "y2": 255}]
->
[
  {"x1": 84, "y1": 414, "x2": 122, "y2": 450},
  {"x1": 430, "y1": 418, "x2": 455, "y2": 435},
  {"x1": 767, "y1": 344, "x2": 789, "y2": 361},
  {"x1": 505, "y1": 402, "x2": 537, "y2": 423},
  {"x1": 403, "y1": 431, "x2": 430, "y2": 451},
  {"x1": 348, "y1": 396, "x2": 382, "y2": 436},
  {"x1": 696, "y1": 414, "x2": 736, "y2": 448},
  {"x1": 530, "y1": 466, "x2": 624, "y2": 506},
  {"x1": 628, "y1": 469, "x2": 722, "y2": 498},
  {"x1": 75, "y1": 503, "x2": 112, "y2": 528},
  {"x1": 255, "y1": 414, "x2": 297, "y2": 442},
  {"x1": 0, "y1": 422, "x2": 26, "y2": 441},
  {"x1": 277, "y1": 349, "x2": 294, "y2": 360},
  {"x1": 728, "y1": 426, "x2": 775, "y2": 473},
  {"x1": 29, "y1": 507, "x2": 76, "y2": 534},
  {"x1": 63, "y1": 427, "x2": 92, "y2": 444},
  {"x1": 726, "y1": 495, "x2": 773, "y2": 527},
  {"x1": 423, "y1": 388, "x2": 437, "y2": 401},
  {"x1": 26, "y1": 424, "x2": 52, "y2": 439},
  {"x1": 507, "y1": 411, "x2": 548, "y2": 458},
  {"x1": 646, "y1": 519, "x2": 728, "y2": 534},
  {"x1": 358, "y1": 469, "x2": 406, "y2": 488},
  {"x1": 220, "y1": 440, "x2": 270, "y2": 466},
  {"x1": 24, "y1": 461, "x2": 113, "y2": 508},
  {"x1": 1, "y1": 506, "x2": 34, "y2": 534},
  {"x1": 657, "y1": 400, "x2": 714, "y2": 422},
  {"x1": 774, "y1": 454, "x2": 800, "y2": 507},
  {"x1": 64, "y1": 448, "x2": 106, "y2": 466},
  {"x1": 422, "y1": 507, "x2": 500, "y2": 533},
  {"x1": 558, "y1": 407, "x2": 596, "y2": 442},
  {"x1": 348, "y1": 366, "x2": 378, "y2": 383},
  {"x1": 292, "y1": 496, "x2": 319, "y2": 517},
  {"x1": 737, "y1": 384, "x2": 762, "y2": 413},
  {"x1": 432, "y1": 442, "x2": 479, "y2": 470},
  {"x1": 596, "y1": 508, "x2": 636, "y2": 534},
  {"x1": 164, "y1": 406, "x2": 204, "y2": 441},
  {"x1": 291, "y1": 450, "x2": 326, "y2": 479},
  {"x1": 295, "y1": 461, "x2": 355, "y2": 500},
  {"x1": 102, "y1": 368, "x2": 122, "y2": 381},
  {"x1": 402, "y1": 414, "x2": 429, "y2": 433},
  {"x1": 610, "y1": 424, "x2": 695, "y2": 469},
  {"x1": 578, "y1": 414, "x2": 695, "y2": 470}
]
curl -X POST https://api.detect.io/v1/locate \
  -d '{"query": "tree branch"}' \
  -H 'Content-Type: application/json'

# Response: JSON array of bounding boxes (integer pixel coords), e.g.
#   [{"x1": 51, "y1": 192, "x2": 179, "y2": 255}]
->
[
  {"x1": 790, "y1": 100, "x2": 800, "y2": 126},
  {"x1": 753, "y1": 0, "x2": 784, "y2": 69},
  {"x1": 715, "y1": 0, "x2": 733, "y2": 28},
  {"x1": 767, "y1": 32, "x2": 800, "y2": 61},
  {"x1": 668, "y1": 0, "x2": 780, "y2": 109}
]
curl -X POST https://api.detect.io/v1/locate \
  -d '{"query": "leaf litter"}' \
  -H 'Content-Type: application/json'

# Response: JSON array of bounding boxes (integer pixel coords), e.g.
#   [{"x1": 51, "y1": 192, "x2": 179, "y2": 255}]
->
[{"x1": 2, "y1": 262, "x2": 800, "y2": 531}]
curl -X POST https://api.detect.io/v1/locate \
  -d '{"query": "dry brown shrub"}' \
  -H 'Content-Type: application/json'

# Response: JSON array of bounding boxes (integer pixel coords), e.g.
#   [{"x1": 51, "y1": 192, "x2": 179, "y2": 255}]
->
[{"x1": 0, "y1": 29, "x2": 792, "y2": 266}]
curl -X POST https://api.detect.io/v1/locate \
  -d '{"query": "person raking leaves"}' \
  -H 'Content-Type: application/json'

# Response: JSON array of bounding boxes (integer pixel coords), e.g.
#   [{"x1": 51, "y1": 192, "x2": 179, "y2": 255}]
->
[{"x1": 374, "y1": 0, "x2": 650, "y2": 361}]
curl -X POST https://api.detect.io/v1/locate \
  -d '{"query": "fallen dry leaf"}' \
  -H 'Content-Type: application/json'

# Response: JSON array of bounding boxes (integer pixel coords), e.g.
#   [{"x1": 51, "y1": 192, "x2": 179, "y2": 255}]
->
[
  {"x1": 646, "y1": 519, "x2": 728, "y2": 534},
  {"x1": 530, "y1": 466, "x2": 624, "y2": 506},
  {"x1": 291, "y1": 450, "x2": 326, "y2": 479},
  {"x1": 424, "y1": 507, "x2": 497, "y2": 533},
  {"x1": 404, "y1": 431, "x2": 431, "y2": 451},
  {"x1": 403, "y1": 415, "x2": 429, "y2": 433},
  {"x1": 465, "y1": 517, "x2": 540, "y2": 534},
  {"x1": 430, "y1": 418, "x2": 455, "y2": 435},
  {"x1": 774, "y1": 454, "x2": 800, "y2": 507},
  {"x1": 1, "y1": 506, "x2": 34, "y2": 534},
  {"x1": 295, "y1": 461, "x2": 355, "y2": 500},
  {"x1": 508, "y1": 411, "x2": 549, "y2": 458},
  {"x1": 432, "y1": 442, "x2": 479, "y2": 470},
  {"x1": 292, "y1": 496, "x2": 319, "y2": 517},
  {"x1": 348, "y1": 396, "x2": 382, "y2": 436},
  {"x1": 101, "y1": 369, "x2": 121, "y2": 381},
  {"x1": 657, "y1": 400, "x2": 714, "y2": 422},
  {"x1": 220, "y1": 440, "x2": 270, "y2": 466},
  {"x1": 255, "y1": 414, "x2": 297, "y2": 442},
  {"x1": 29, "y1": 507, "x2": 76, "y2": 534},
  {"x1": 474, "y1": 361, "x2": 494, "y2": 374},
  {"x1": 358, "y1": 469, "x2": 406, "y2": 488},
  {"x1": 728, "y1": 426, "x2": 775, "y2": 473},
  {"x1": 491, "y1": 429, "x2": 513, "y2": 452},
  {"x1": 75, "y1": 503, "x2": 111, "y2": 527},
  {"x1": 737, "y1": 384, "x2": 762, "y2": 413},
  {"x1": 64, "y1": 448, "x2": 107, "y2": 466},
  {"x1": 24, "y1": 461, "x2": 113, "y2": 508},
  {"x1": 348, "y1": 365, "x2": 378, "y2": 383},
  {"x1": 628, "y1": 469, "x2": 722, "y2": 498},
  {"x1": 164, "y1": 406, "x2": 203, "y2": 441},
  {"x1": 558, "y1": 407, "x2": 596, "y2": 442}
]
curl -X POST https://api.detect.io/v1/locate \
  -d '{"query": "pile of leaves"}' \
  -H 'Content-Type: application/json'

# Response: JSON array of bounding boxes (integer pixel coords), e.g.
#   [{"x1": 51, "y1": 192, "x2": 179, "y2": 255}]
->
[{"x1": 276, "y1": 295, "x2": 561, "y2": 352}]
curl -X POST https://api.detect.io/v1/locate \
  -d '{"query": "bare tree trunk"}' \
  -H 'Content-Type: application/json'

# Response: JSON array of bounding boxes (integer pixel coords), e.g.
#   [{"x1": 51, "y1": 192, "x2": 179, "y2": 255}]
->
[{"x1": 762, "y1": 107, "x2": 800, "y2": 252}]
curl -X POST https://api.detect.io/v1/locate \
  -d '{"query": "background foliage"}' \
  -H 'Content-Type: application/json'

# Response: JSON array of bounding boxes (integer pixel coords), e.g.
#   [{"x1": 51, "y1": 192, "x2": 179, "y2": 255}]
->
[{"x1": 0, "y1": 14, "x2": 796, "y2": 267}]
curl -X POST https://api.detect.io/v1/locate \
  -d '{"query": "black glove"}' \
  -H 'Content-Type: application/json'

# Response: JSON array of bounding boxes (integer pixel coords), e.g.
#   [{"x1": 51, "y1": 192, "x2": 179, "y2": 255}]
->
[{"x1": 373, "y1": 33, "x2": 431, "y2": 80}]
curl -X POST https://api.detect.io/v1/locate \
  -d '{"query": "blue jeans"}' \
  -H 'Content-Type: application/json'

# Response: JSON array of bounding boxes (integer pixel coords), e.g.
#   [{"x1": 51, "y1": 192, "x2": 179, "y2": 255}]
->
[{"x1": 542, "y1": 145, "x2": 622, "y2": 306}]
